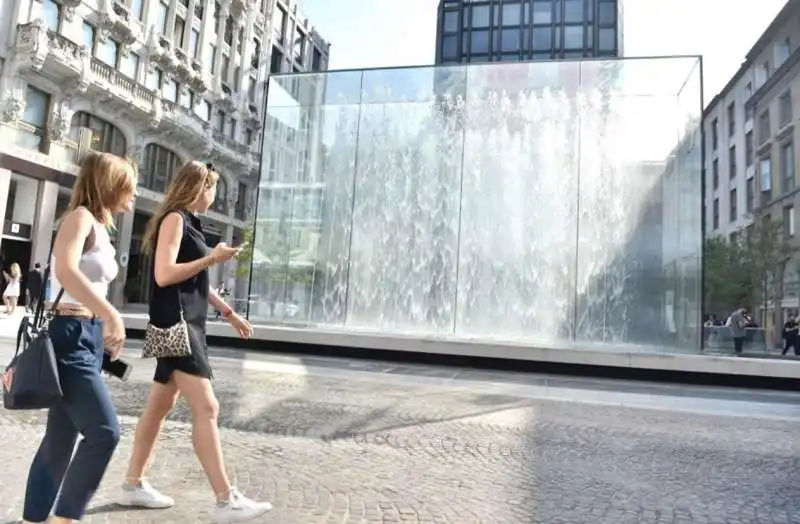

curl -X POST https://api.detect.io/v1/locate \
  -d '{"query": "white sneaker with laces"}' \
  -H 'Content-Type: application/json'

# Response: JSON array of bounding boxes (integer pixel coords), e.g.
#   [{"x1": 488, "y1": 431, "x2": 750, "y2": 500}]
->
[
  {"x1": 213, "y1": 488, "x2": 273, "y2": 523},
  {"x1": 119, "y1": 479, "x2": 176, "y2": 509}
]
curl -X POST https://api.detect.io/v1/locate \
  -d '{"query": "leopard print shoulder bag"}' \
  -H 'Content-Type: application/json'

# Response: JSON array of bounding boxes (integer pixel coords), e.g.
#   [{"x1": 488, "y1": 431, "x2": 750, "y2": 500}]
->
[{"x1": 142, "y1": 311, "x2": 192, "y2": 359}]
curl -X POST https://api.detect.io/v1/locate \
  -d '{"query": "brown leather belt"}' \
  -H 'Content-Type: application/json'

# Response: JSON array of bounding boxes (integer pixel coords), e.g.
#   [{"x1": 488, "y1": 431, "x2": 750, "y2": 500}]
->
[{"x1": 46, "y1": 303, "x2": 96, "y2": 320}]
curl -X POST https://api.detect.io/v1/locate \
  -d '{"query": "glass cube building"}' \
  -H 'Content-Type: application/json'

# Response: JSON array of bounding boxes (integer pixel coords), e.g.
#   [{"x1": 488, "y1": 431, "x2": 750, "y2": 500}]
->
[
  {"x1": 435, "y1": 0, "x2": 624, "y2": 65},
  {"x1": 250, "y1": 56, "x2": 703, "y2": 353}
]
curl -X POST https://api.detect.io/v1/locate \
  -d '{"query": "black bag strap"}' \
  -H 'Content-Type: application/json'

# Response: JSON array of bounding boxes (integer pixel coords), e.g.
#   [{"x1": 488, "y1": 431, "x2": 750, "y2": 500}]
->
[{"x1": 32, "y1": 245, "x2": 63, "y2": 330}]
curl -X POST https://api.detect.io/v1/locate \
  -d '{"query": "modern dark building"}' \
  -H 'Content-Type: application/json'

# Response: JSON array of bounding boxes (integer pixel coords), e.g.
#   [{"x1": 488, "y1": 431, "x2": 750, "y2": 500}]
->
[{"x1": 435, "y1": 0, "x2": 623, "y2": 64}]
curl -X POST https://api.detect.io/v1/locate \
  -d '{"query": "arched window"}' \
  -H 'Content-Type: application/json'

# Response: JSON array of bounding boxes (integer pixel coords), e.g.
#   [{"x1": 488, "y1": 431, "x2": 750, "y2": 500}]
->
[
  {"x1": 140, "y1": 144, "x2": 181, "y2": 193},
  {"x1": 69, "y1": 111, "x2": 127, "y2": 156},
  {"x1": 212, "y1": 174, "x2": 228, "y2": 214}
]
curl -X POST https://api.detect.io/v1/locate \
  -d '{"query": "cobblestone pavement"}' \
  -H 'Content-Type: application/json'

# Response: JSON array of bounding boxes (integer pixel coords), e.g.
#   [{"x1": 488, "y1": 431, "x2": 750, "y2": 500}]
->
[{"x1": 0, "y1": 341, "x2": 798, "y2": 524}]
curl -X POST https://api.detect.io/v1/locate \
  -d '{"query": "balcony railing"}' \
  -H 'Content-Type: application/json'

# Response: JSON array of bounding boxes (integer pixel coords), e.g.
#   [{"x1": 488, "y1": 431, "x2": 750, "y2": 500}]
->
[{"x1": 16, "y1": 22, "x2": 253, "y2": 167}]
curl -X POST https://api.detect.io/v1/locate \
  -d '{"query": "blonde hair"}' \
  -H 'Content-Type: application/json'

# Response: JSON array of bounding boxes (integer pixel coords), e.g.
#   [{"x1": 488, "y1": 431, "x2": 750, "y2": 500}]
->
[
  {"x1": 142, "y1": 161, "x2": 218, "y2": 254},
  {"x1": 66, "y1": 151, "x2": 137, "y2": 227},
  {"x1": 9, "y1": 263, "x2": 20, "y2": 280}
]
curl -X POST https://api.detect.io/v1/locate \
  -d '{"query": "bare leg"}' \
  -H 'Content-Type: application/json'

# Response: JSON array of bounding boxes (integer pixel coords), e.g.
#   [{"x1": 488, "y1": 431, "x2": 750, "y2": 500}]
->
[
  {"x1": 125, "y1": 381, "x2": 179, "y2": 482},
  {"x1": 11, "y1": 297, "x2": 17, "y2": 315},
  {"x1": 172, "y1": 371, "x2": 231, "y2": 500}
]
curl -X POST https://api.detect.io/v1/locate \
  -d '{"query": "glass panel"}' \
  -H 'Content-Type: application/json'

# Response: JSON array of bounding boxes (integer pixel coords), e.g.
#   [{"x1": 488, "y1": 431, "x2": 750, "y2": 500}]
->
[
  {"x1": 42, "y1": 0, "x2": 60, "y2": 31},
  {"x1": 470, "y1": 29, "x2": 489, "y2": 54},
  {"x1": 532, "y1": 26, "x2": 552, "y2": 51},
  {"x1": 441, "y1": 35, "x2": 458, "y2": 58},
  {"x1": 131, "y1": 0, "x2": 143, "y2": 18},
  {"x1": 502, "y1": 2, "x2": 521, "y2": 25},
  {"x1": 162, "y1": 79, "x2": 177, "y2": 102},
  {"x1": 501, "y1": 28, "x2": 521, "y2": 52},
  {"x1": 564, "y1": 0, "x2": 583, "y2": 22},
  {"x1": 254, "y1": 57, "x2": 704, "y2": 353},
  {"x1": 96, "y1": 39, "x2": 118, "y2": 67},
  {"x1": 599, "y1": 28, "x2": 616, "y2": 52},
  {"x1": 119, "y1": 53, "x2": 139, "y2": 79},
  {"x1": 598, "y1": 1, "x2": 616, "y2": 25},
  {"x1": 443, "y1": 10, "x2": 458, "y2": 32},
  {"x1": 564, "y1": 25, "x2": 583, "y2": 50},
  {"x1": 532, "y1": 0, "x2": 552, "y2": 24},
  {"x1": 23, "y1": 87, "x2": 49, "y2": 128},
  {"x1": 471, "y1": 5, "x2": 490, "y2": 27},
  {"x1": 82, "y1": 22, "x2": 94, "y2": 50}
]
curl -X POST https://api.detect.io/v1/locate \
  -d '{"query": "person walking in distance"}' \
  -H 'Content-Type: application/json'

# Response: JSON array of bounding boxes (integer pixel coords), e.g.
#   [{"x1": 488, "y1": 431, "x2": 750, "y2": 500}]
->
[
  {"x1": 118, "y1": 162, "x2": 271, "y2": 522},
  {"x1": 3, "y1": 262, "x2": 22, "y2": 315},
  {"x1": 729, "y1": 307, "x2": 748, "y2": 355},
  {"x1": 26, "y1": 262, "x2": 43, "y2": 314},
  {"x1": 782, "y1": 312, "x2": 799, "y2": 356},
  {"x1": 21, "y1": 152, "x2": 134, "y2": 524}
]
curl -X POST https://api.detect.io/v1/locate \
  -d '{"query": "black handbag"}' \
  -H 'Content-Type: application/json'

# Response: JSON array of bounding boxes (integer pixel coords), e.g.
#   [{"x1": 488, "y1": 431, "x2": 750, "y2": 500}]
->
[{"x1": 2, "y1": 261, "x2": 65, "y2": 410}]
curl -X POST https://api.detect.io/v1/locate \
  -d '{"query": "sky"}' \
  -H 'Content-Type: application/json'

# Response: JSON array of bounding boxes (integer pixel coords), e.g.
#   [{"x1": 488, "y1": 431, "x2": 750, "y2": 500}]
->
[{"x1": 297, "y1": 0, "x2": 789, "y2": 104}]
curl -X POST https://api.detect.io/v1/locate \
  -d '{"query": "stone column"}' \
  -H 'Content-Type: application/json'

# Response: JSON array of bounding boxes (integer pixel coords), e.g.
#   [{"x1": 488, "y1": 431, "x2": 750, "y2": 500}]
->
[
  {"x1": 31, "y1": 180, "x2": 58, "y2": 267},
  {"x1": 0, "y1": 170, "x2": 11, "y2": 254},
  {"x1": 111, "y1": 208, "x2": 135, "y2": 307}
]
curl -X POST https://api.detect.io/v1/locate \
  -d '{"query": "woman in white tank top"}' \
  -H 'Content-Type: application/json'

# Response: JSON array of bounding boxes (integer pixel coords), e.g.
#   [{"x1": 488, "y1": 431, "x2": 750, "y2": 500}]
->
[{"x1": 21, "y1": 152, "x2": 137, "y2": 524}]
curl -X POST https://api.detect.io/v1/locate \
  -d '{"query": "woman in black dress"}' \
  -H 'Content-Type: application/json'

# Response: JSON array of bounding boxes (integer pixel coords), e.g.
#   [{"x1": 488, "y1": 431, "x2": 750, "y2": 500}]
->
[{"x1": 118, "y1": 161, "x2": 272, "y2": 522}]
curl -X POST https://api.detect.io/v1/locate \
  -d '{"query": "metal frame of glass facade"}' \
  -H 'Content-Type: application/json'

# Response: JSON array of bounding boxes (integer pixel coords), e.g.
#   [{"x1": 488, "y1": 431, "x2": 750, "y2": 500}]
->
[{"x1": 436, "y1": 0, "x2": 621, "y2": 65}]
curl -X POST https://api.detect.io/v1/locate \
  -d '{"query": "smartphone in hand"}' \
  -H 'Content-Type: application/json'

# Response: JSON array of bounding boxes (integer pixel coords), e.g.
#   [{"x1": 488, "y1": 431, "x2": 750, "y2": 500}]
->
[{"x1": 102, "y1": 353, "x2": 132, "y2": 381}]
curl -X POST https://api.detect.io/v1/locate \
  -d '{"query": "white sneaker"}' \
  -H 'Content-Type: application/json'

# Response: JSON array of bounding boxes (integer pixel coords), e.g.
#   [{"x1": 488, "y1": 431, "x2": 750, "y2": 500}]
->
[
  {"x1": 212, "y1": 488, "x2": 273, "y2": 523},
  {"x1": 119, "y1": 479, "x2": 176, "y2": 509}
]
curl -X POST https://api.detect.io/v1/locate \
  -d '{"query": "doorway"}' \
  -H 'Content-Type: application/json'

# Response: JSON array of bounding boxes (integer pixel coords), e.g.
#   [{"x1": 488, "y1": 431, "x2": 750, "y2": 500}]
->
[{"x1": 0, "y1": 238, "x2": 32, "y2": 304}]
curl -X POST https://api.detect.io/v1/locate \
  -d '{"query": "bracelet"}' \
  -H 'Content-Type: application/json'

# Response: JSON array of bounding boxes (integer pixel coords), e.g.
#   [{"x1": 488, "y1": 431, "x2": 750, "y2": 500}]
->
[{"x1": 221, "y1": 307, "x2": 233, "y2": 319}]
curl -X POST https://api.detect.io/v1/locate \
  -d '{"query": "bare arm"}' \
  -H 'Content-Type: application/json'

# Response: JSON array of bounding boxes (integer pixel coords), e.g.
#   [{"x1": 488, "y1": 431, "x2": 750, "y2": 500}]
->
[
  {"x1": 153, "y1": 212, "x2": 217, "y2": 288},
  {"x1": 208, "y1": 287, "x2": 227, "y2": 311},
  {"x1": 53, "y1": 208, "x2": 116, "y2": 320}
]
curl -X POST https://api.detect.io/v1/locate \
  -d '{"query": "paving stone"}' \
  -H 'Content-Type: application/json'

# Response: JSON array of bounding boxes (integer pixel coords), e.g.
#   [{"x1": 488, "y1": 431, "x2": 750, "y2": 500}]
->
[{"x1": 0, "y1": 342, "x2": 797, "y2": 523}]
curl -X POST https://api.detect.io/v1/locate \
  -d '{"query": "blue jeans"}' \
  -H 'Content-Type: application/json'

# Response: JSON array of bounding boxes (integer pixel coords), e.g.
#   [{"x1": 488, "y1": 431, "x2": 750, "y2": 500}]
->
[{"x1": 23, "y1": 316, "x2": 120, "y2": 522}]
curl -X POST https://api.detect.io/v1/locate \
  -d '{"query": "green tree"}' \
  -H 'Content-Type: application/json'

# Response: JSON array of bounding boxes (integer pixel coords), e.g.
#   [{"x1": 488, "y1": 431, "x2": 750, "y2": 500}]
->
[
  {"x1": 705, "y1": 218, "x2": 798, "y2": 345},
  {"x1": 740, "y1": 217, "x2": 797, "y2": 343},
  {"x1": 234, "y1": 226, "x2": 255, "y2": 278},
  {"x1": 702, "y1": 235, "x2": 750, "y2": 316}
]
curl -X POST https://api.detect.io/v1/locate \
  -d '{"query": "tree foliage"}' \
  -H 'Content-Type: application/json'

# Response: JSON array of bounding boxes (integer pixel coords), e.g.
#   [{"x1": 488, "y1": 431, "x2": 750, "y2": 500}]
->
[
  {"x1": 704, "y1": 217, "x2": 797, "y2": 334},
  {"x1": 234, "y1": 226, "x2": 255, "y2": 278}
]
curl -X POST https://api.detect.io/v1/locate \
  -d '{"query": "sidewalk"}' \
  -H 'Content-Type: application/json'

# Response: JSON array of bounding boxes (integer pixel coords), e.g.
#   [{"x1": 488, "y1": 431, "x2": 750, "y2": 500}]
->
[{"x1": 0, "y1": 336, "x2": 798, "y2": 523}]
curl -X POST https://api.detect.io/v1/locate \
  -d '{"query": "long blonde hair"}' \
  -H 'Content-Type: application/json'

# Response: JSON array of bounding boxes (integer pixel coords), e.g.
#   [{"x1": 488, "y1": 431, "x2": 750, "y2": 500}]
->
[
  {"x1": 9, "y1": 263, "x2": 20, "y2": 280},
  {"x1": 66, "y1": 151, "x2": 138, "y2": 227},
  {"x1": 142, "y1": 161, "x2": 218, "y2": 253}
]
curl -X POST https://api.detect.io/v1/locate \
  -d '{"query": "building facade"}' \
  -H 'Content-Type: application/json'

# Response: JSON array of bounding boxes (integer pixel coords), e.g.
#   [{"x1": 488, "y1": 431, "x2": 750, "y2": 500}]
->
[
  {"x1": 703, "y1": 0, "x2": 800, "y2": 317},
  {"x1": 0, "y1": 0, "x2": 328, "y2": 310},
  {"x1": 435, "y1": 0, "x2": 623, "y2": 65}
]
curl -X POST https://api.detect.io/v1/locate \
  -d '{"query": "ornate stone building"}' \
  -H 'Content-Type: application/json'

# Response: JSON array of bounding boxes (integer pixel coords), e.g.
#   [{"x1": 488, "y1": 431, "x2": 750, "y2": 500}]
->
[{"x1": 0, "y1": 0, "x2": 329, "y2": 309}]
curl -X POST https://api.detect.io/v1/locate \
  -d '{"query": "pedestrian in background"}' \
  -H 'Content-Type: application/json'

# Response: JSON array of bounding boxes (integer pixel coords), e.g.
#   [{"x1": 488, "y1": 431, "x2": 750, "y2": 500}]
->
[
  {"x1": 3, "y1": 262, "x2": 22, "y2": 315},
  {"x1": 26, "y1": 262, "x2": 43, "y2": 314}
]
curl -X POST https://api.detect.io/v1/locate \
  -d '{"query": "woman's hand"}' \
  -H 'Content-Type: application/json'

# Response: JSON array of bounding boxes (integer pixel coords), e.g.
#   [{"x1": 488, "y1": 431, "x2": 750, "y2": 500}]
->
[
  {"x1": 210, "y1": 243, "x2": 241, "y2": 264},
  {"x1": 102, "y1": 308, "x2": 126, "y2": 360},
  {"x1": 227, "y1": 312, "x2": 253, "y2": 339}
]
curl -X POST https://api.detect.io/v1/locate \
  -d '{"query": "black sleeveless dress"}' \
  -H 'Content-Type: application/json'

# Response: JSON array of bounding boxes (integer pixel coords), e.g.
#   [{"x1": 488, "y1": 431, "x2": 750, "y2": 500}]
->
[{"x1": 150, "y1": 210, "x2": 212, "y2": 384}]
